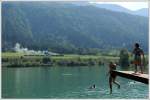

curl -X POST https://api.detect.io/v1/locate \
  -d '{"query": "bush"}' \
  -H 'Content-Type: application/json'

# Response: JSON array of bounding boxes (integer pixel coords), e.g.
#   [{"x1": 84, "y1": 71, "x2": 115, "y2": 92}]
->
[
  {"x1": 42, "y1": 57, "x2": 51, "y2": 64},
  {"x1": 119, "y1": 49, "x2": 129, "y2": 67}
]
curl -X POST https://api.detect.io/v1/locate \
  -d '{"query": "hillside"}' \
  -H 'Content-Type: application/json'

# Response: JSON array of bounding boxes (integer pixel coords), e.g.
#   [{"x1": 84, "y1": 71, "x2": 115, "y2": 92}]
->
[
  {"x1": 2, "y1": 2, "x2": 148, "y2": 54},
  {"x1": 134, "y1": 8, "x2": 148, "y2": 17},
  {"x1": 89, "y1": 3, "x2": 148, "y2": 17}
]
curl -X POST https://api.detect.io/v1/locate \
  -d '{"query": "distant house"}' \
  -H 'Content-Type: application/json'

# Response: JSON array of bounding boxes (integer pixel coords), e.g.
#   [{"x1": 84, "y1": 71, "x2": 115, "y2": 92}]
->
[
  {"x1": 14, "y1": 43, "x2": 60, "y2": 56},
  {"x1": 43, "y1": 50, "x2": 60, "y2": 56}
]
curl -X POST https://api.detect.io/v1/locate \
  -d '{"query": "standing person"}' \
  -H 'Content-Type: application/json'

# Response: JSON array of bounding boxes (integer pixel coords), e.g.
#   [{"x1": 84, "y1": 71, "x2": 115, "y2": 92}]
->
[
  {"x1": 108, "y1": 62, "x2": 120, "y2": 94},
  {"x1": 132, "y1": 43, "x2": 144, "y2": 74}
]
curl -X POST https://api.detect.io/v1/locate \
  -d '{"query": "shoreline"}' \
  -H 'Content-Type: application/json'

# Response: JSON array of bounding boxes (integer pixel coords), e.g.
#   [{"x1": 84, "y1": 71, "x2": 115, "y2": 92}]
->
[
  {"x1": 2, "y1": 53, "x2": 119, "y2": 67},
  {"x1": 2, "y1": 52, "x2": 148, "y2": 68}
]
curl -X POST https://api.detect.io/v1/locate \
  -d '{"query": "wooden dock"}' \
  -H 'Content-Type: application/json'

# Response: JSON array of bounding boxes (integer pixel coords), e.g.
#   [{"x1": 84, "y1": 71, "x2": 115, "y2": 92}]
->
[{"x1": 112, "y1": 70, "x2": 149, "y2": 84}]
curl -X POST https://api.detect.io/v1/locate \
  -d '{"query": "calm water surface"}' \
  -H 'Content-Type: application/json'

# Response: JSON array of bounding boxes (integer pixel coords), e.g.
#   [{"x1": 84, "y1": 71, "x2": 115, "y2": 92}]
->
[{"x1": 2, "y1": 66, "x2": 148, "y2": 98}]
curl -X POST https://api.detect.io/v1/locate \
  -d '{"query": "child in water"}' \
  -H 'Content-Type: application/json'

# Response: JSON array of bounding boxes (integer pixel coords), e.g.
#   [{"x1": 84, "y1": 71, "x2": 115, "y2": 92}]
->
[
  {"x1": 108, "y1": 62, "x2": 120, "y2": 94},
  {"x1": 88, "y1": 84, "x2": 96, "y2": 90}
]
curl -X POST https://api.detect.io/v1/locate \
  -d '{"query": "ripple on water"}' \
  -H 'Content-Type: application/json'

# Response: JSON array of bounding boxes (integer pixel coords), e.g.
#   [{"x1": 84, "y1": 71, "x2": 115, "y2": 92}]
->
[{"x1": 62, "y1": 73, "x2": 73, "y2": 76}]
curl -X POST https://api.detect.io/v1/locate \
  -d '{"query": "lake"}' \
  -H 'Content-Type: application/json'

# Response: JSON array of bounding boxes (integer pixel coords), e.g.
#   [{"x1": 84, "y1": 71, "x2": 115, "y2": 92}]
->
[{"x1": 2, "y1": 65, "x2": 148, "y2": 99}]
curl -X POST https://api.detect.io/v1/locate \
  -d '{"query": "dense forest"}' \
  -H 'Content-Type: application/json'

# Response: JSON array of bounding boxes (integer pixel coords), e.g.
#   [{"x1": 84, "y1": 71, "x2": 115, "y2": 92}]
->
[{"x1": 2, "y1": 2, "x2": 148, "y2": 54}]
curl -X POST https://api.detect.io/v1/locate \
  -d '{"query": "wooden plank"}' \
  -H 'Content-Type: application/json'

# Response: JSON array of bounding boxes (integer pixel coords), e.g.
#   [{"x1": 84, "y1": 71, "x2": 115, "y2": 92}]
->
[{"x1": 112, "y1": 70, "x2": 149, "y2": 84}]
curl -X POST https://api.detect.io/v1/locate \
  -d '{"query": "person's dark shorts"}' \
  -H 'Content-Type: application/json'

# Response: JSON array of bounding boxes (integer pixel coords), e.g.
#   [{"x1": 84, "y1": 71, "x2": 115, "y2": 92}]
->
[
  {"x1": 134, "y1": 56, "x2": 141, "y2": 65},
  {"x1": 111, "y1": 73, "x2": 116, "y2": 79}
]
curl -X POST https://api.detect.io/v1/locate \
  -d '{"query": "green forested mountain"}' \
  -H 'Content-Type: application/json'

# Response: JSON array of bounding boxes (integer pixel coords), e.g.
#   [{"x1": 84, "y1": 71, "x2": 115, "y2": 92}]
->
[{"x1": 2, "y1": 2, "x2": 148, "y2": 53}]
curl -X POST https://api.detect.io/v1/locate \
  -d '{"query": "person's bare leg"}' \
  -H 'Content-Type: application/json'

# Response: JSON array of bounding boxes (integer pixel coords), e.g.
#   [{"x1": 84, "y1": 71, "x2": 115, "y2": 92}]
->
[
  {"x1": 134, "y1": 64, "x2": 137, "y2": 73},
  {"x1": 109, "y1": 77, "x2": 112, "y2": 94},
  {"x1": 140, "y1": 65, "x2": 143, "y2": 74},
  {"x1": 113, "y1": 80, "x2": 120, "y2": 89}
]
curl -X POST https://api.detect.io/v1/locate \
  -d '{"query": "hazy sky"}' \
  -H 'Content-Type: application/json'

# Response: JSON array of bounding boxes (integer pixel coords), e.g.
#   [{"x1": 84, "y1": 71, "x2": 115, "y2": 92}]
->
[
  {"x1": 2, "y1": 0, "x2": 149, "y2": 11},
  {"x1": 89, "y1": 2, "x2": 148, "y2": 11}
]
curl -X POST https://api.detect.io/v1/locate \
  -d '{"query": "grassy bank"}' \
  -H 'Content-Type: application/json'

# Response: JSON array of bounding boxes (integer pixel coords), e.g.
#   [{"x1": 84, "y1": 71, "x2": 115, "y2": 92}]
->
[
  {"x1": 2, "y1": 52, "x2": 148, "y2": 68},
  {"x1": 2, "y1": 52, "x2": 119, "y2": 67}
]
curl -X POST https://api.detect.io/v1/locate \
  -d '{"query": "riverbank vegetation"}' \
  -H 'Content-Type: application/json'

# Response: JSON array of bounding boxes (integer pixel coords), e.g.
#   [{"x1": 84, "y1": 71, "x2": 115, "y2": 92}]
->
[
  {"x1": 2, "y1": 52, "x2": 120, "y2": 67},
  {"x1": 2, "y1": 52, "x2": 148, "y2": 68}
]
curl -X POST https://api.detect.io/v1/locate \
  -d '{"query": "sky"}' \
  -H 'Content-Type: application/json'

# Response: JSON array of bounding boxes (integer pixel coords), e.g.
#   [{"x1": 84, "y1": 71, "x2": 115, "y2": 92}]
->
[
  {"x1": 89, "y1": 2, "x2": 148, "y2": 11},
  {"x1": 2, "y1": 0, "x2": 148, "y2": 11}
]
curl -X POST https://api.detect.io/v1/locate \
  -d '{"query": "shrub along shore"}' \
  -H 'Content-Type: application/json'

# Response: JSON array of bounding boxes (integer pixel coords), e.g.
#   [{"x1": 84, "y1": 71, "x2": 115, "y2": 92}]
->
[{"x1": 2, "y1": 52, "x2": 120, "y2": 67}]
